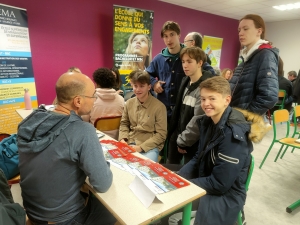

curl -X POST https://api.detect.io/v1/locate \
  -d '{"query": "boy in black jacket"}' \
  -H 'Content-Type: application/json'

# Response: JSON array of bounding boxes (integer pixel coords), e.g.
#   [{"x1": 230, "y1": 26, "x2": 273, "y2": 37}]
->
[{"x1": 167, "y1": 47, "x2": 213, "y2": 164}]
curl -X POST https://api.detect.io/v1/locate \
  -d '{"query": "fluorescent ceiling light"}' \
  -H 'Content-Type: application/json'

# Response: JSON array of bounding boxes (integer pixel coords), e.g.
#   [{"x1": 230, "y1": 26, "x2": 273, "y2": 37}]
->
[{"x1": 273, "y1": 2, "x2": 300, "y2": 10}]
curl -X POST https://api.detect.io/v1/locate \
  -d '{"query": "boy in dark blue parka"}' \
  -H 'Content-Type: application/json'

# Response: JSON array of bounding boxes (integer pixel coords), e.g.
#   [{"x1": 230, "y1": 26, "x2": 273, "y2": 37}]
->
[{"x1": 178, "y1": 76, "x2": 252, "y2": 225}]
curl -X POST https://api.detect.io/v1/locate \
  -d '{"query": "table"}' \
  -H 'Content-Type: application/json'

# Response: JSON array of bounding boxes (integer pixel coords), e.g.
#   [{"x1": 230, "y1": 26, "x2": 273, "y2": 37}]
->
[
  {"x1": 16, "y1": 109, "x2": 33, "y2": 119},
  {"x1": 85, "y1": 136, "x2": 206, "y2": 225}
]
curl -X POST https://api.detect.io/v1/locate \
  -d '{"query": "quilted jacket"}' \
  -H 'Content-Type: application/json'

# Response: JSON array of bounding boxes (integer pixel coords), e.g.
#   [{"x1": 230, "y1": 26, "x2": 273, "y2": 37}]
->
[{"x1": 229, "y1": 45, "x2": 279, "y2": 115}]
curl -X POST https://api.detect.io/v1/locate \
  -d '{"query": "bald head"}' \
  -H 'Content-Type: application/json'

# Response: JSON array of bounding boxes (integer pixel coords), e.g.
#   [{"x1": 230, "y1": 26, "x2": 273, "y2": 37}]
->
[
  {"x1": 184, "y1": 32, "x2": 203, "y2": 48},
  {"x1": 56, "y1": 73, "x2": 94, "y2": 104}
]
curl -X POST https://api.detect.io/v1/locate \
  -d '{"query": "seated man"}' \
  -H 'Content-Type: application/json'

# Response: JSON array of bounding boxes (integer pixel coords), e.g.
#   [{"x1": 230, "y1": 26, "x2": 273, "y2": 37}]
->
[
  {"x1": 119, "y1": 70, "x2": 167, "y2": 162},
  {"x1": 18, "y1": 72, "x2": 116, "y2": 225},
  {"x1": 176, "y1": 76, "x2": 252, "y2": 225}
]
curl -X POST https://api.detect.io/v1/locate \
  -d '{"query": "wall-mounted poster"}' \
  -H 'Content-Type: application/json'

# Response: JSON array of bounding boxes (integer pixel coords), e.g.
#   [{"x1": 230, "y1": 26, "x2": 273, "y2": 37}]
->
[
  {"x1": 113, "y1": 5, "x2": 154, "y2": 90},
  {"x1": 0, "y1": 3, "x2": 38, "y2": 134},
  {"x1": 202, "y1": 36, "x2": 223, "y2": 68}
]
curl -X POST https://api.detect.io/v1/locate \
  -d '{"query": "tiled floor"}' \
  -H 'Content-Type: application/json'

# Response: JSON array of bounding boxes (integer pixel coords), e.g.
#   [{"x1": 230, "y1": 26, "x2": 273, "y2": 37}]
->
[{"x1": 11, "y1": 123, "x2": 300, "y2": 224}]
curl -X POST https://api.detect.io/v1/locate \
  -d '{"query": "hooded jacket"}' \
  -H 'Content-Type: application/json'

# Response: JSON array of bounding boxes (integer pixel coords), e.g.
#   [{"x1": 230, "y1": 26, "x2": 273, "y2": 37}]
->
[
  {"x1": 178, "y1": 106, "x2": 253, "y2": 225},
  {"x1": 17, "y1": 107, "x2": 113, "y2": 222},
  {"x1": 229, "y1": 40, "x2": 279, "y2": 115},
  {"x1": 90, "y1": 88, "x2": 124, "y2": 124},
  {"x1": 146, "y1": 44, "x2": 186, "y2": 117},
  {"x1": 168, "y1": 70, "x2": 214, "y2": 138},
  {"x1": 90, "y1": 88, "x2": 124, "y2": 139}
]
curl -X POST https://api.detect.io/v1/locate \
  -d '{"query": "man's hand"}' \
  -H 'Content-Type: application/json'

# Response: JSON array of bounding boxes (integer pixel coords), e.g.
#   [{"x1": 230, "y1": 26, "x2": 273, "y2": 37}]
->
[
  {"x1": 131, "y1": 145, "x2": 142, "y2": 152},
  {"x1": 153, "y1": 81, "x2": 166, "y2": 93},
  {"x1": 178, "y1": 147, "x2": 187, "y2": 154}
]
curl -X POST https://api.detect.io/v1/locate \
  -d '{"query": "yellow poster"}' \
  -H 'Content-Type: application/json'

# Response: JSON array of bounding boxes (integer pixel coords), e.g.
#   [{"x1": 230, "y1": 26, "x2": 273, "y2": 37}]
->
[
  {"x1": 113, "y1": 5, "x2": 154, "y2": 89},
  {"x1": 203, "y1": 36, "x2": 223, "y2": 68}
]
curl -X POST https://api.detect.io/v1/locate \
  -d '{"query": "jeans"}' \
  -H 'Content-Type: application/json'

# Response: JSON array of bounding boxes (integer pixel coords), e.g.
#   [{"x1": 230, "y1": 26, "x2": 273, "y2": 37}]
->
[
  {"x1": 28, "y1": 193, "x2": 116, "y2": 225},
  {"x1": 130, "y1": 143, "x2": 160, "y2": 162},
  {"x1": 140, "y1": 147, "x2": 159, "y2": 162}
]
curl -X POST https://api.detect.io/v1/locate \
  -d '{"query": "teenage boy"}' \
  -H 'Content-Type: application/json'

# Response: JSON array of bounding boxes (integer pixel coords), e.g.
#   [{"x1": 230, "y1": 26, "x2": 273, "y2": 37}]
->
[
  {"x1": 167, "y1": 47, "x2": 214, "y2": 164},
  {"x1": 119, "y1": 70, "x2": 167, "y2": 162},
  {"x1": 146, "y1": 21, "x2": 185, "y2": 119},
  {"x1": 177, "y1": 76, "x2": 252, "y2": 225}
]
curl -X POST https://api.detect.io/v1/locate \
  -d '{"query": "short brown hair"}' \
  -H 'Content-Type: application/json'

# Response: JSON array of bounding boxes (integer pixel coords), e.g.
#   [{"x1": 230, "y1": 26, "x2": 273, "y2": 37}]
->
[
  {"x1": 200, "y1": 76, "x2": 231, "y2": 96},
  {"x1": 180, "y1": 47, "x2": 207, "y2": 64},
  {"x1": 288, "y1": 71, "x2": 297, "y2": 78},
  {"x1": 161, "y1": 21, "x2": 180, "y2": 38},
  {"x1": 129, "y1": 70, "x2": 150, "y2": 85}
]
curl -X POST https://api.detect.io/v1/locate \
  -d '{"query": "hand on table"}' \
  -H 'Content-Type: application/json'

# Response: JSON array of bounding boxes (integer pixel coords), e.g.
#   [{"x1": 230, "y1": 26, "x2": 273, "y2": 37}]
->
[
  {"x1": 178, "y1": 147, "x2": 187, "y2": 154},
  {"x1": 153, "y1": 81, "x2": 165, "y2": 93}
]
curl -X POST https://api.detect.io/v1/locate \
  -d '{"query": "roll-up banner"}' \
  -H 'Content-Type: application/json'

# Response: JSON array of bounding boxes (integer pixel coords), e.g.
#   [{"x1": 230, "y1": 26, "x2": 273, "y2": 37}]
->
[
  {"x1": 203, "y1": 36, "x2": 223, "y2": 68},
  {"x1": 0, "y1": 4, "x2": 38, "y2": 134},
  {"x1": 113, "y1": 5, "x2": 154, "y2": 90}
]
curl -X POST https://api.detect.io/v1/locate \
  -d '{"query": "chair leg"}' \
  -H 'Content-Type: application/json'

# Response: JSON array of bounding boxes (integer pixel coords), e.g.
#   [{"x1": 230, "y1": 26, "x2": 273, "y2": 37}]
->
[
  {"x1": 259, "y1": 142, "x2": 275, "y2": 169},
  {"x1": 291, "y1": 147, "x2": 296, "y2": 153},
  {"x1": 280, "y1": 145, "x2": 289, "y2": 159},
  {"x1": 237, "y1": 211, "x2": 243, "y2": 225},
  {"x1": 286, "y1": 199, "x2": 300, "y2": 213},
  {"x1": 275, "y1": 144, "x2": 285, "y2": 162}
]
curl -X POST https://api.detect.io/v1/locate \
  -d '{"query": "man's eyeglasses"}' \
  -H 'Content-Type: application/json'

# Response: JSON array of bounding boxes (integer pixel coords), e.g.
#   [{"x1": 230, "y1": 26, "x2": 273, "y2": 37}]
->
[
  {"x1": 80, "y1": 93, "x2": 98, "y2": 100},
  {"x1": 184, "y1": 39, "x2": 194, "y2": 43}
]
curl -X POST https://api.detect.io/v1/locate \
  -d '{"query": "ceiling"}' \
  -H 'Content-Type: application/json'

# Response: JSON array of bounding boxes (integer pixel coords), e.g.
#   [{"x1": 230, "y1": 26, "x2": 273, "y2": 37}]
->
[{"x1": 159, "y1": 0, "x2": 300, "y2": 22}]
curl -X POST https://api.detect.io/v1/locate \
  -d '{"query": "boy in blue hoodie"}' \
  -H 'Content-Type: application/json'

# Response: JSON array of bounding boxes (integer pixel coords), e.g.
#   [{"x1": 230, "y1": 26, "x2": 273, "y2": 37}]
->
[{"x1": 146, "y1": 21, "x2": 185, "y2": 119}]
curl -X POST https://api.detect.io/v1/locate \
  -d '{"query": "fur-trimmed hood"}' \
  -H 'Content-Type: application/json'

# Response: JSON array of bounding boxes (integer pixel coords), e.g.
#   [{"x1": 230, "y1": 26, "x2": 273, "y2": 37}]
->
[{"x1": 234, "y1": 108, "x2": 272, "y2": 143}]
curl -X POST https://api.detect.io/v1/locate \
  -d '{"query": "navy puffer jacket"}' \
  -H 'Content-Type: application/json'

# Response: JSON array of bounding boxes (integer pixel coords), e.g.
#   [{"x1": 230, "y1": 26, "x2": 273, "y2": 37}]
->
[{"x1": 230, "y1": 47, "x2": 279, "y2": 115}]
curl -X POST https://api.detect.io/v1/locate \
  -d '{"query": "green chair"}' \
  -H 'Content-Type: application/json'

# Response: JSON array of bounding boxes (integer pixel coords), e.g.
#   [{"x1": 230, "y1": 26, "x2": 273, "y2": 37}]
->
[
  {"x1": 275, "y1": 89, "x2": 286, "y2": 110},
  {"x1": 237, "y1": 154, "x2": 254, "y2": 225},
  {"x1": 259, "y1": 109, "x2": 300, "y2": 169},
  {"x1": 280, "y1": 105, "x2": 300, "y2": 158}
]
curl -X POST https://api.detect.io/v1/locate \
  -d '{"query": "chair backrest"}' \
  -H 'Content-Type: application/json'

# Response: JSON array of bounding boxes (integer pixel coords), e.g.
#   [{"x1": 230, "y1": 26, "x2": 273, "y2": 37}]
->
[
  {"x1": 94, "y1": 116, "x2": 122, "y2": 131},
  {"x1": 291, "y1": 105, "x2": 300, "y2": 137},
  {"x1": 294, "y1": 105, "x2": 300, "y2": 118},
  {"x1": 275, "y1": 89, "x2": 286, "y2": 109},
  {"x1": 278, "y1": 89, "x2": 286, "y2": 98},
  {"x1": 0, "y1": 133, "x2": 10, "y2": 142},
  {"x1": 273, "y1": 109, "x2": 289, "y2": 124},
  {"x1": 245, "y1": 154, "x2": 254, "y2": 191},
  {"x1": 272, "y1": 109, "x2": 291, "y2": 139}
]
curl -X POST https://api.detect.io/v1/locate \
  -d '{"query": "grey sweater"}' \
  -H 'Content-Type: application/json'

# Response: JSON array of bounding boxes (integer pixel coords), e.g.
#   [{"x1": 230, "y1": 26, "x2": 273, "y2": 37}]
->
[{"x1": 17, "y1": 108, "x2": 113, "y2": 222}]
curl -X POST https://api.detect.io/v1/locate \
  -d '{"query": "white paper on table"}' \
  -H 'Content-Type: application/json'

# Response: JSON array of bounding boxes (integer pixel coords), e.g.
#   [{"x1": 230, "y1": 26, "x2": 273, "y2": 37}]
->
[
  {"x1": 108, "y1": 160, "x2": 126, "y2": 171},
  {"x1": 129, "y1": 176, "x2": 163, "y2": 208},
  {"x1": 122, "y1": 164, "x2": 136, "y2": 175},
  {"x1": 131, "y1": 168, "x2": 164, "y2": 194}
]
